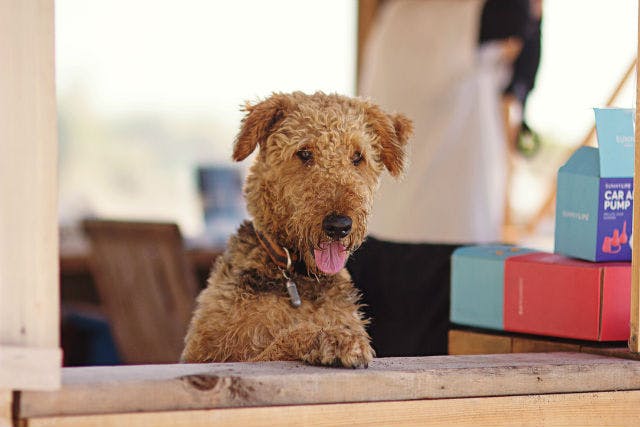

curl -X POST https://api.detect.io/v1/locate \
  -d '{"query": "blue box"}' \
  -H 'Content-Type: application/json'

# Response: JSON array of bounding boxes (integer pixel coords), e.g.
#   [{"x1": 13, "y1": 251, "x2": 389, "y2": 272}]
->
[
  {"x1": 450, "y1": 245, "x2": 535, "y2": 330},
  {"x1": 554, "y1": 108, "x2": 634, "y2": 262}
]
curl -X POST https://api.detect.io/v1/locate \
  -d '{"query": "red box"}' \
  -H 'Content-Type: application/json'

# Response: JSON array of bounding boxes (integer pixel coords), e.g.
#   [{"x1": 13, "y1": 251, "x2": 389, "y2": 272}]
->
[{"x1": 504, "y1": 253, "x2": 630, "y2": 341}]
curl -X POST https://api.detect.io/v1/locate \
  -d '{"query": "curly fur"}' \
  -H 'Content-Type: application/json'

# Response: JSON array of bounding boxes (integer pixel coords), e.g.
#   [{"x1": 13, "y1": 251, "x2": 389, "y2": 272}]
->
[{"x1": 181, "y1": 92, "x2": 412, "y2": 368}]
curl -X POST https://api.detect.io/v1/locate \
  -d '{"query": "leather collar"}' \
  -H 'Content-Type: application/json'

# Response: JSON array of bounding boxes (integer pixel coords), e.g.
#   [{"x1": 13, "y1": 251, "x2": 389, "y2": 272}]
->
[{"x1": 251, "y1": 222, "x2": 308, "y2": 275}]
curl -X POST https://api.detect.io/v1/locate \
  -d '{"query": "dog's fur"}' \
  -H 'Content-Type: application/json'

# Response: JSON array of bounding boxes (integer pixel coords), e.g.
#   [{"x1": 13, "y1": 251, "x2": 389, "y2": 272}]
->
[{"x1": 181, "y1": 92, "x2": 412, "y2": 368}]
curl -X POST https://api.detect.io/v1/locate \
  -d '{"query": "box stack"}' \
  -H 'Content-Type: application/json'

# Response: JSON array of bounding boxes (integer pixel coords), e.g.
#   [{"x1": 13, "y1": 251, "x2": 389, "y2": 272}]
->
[{"x1": 450, "y1": 108, "x2": 633, "y2": 342}]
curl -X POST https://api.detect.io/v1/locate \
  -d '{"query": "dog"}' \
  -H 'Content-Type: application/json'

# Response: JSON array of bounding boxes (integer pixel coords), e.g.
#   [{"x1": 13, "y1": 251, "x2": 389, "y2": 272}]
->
[{"x1": 181, "y1": 92, "x2": 412, "y2": 368}]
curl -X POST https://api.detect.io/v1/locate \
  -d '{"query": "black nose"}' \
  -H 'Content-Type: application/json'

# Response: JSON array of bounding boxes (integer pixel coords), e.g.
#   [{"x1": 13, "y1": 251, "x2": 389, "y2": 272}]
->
[{"x1": 322, "y1": 214, "x2": 352, "y2": 239}]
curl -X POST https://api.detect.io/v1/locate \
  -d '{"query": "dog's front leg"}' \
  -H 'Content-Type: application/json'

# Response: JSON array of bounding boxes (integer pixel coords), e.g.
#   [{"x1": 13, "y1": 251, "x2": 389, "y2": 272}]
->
[{"x1": 252, "y1": 324, "x2": 373, "y2": 368}]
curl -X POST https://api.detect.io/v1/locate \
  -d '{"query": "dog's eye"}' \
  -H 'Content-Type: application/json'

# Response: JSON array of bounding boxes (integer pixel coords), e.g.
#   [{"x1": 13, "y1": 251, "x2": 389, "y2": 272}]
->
[
  {"x1": 296, "y1": 149, "x2": 313, "y2": 164},
  {"x1": 352, "y1": 151, "x2": 364, "y2": 166}
]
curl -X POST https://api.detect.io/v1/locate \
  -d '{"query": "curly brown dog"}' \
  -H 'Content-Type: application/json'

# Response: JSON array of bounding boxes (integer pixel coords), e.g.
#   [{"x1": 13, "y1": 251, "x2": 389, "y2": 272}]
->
[{"x1": 181, "y1": 92, "x2": 412, "y2": 368}]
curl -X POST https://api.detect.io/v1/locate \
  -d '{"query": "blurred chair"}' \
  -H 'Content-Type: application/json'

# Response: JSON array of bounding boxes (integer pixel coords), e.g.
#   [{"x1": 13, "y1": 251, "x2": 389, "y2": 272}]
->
[{"x1": 82, "y1": 219, "x2": 199, "y2": 364}]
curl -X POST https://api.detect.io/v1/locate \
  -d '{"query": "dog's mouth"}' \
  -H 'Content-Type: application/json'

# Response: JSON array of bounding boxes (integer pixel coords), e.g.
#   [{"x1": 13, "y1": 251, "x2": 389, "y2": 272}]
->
[{"x1": 313, "y1": 241, "x2": 348, "y2": 275}]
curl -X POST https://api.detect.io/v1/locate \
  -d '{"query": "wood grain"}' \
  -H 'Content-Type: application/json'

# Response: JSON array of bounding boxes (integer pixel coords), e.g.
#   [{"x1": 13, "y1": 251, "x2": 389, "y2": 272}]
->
[
  {"x1": 512, "y1": 337, "x2": 581, "y2": 353},
  {"x1": 24, "y1": 391, "x2": 640, "y2": 427},
  {"x1": 356, "y1": 0, "x2": 380, "y2": 87},
  {"x1": 0, "y1": 0, "x2": 60, "y2": 391},
  {"x1": 0, "y1": 346, "x2": 61, "y2": 391},
  {"x1": 448, "y1": 329, "x2": 512, "y2": 354},
  {"x1": 449, "y1": 329, "x2": 640, "y2": 360},
  {"x1": 18, "y1": 353, "x2": 640, "y2": 418},
  {"x1": 631, "y1": 1, "x2": 640, "y2": 353},
  {"x1": 0, "y1": 390, "x2": 10, "y2": 427},
  {"x1": 82, "y1": 220, "x2": 199, "y2": 364}
]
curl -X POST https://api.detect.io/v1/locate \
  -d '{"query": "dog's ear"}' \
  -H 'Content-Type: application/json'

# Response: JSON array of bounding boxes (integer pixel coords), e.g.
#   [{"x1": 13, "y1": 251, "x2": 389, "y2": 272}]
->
[
  {"x1": 366, "y1": 106, "x2": 413, "y2": 177},
  {"x1": 233, "y1": 94, "x2": 294, "y2": 161}
]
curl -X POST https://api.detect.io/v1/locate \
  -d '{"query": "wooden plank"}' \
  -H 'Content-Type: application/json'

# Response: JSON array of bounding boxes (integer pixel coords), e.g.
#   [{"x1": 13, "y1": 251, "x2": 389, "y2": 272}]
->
[
  {"x1": 82, "y1": 220, "x2": 199, "y2": 364},
  {"x1": 448, "y1": 328, "x2": 640, "y2": 361},
  {"x1": 448, "y1": 329, "x2": 512, "y2": 355},
  {"x1": 356, "y1": 0, "x2": 380, "y2": 87},
  {"x1": 631, "y1": 0, "x2": 640, "y2": 353},
  {"x1": 24, "y1": 390, "x2": 640, "y2": 427},
  {"x1": 0, "y1": 346, "x2": 61, "y2": 391},
  {"x1": 18, "y1": 353, "x2": 640, "y2": 418},
  {"x1": 581, "y1": 345, "x2": 640, "y2": 361},
  {"x1": 0, "y1": 391, "x2": 11, "y2": 427},
  {"x1": 0, "y1": 0, "x2": 60, "y2": 390},
  {"x1": 512, "y1": 337, "x2": 581, "y2": 354}
]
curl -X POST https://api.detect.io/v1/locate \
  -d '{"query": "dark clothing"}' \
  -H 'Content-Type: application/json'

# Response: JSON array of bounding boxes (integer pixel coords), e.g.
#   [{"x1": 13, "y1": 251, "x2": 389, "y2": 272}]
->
[
  {"x1": 479, "y1": 0, "x2": 542, "y2": 107},
  {"x1": 347, "y1": 237, "x2": 460, "y2": 357},
  {"x1": 479, "y1": 0, "x2": 532, "y2": 41}
]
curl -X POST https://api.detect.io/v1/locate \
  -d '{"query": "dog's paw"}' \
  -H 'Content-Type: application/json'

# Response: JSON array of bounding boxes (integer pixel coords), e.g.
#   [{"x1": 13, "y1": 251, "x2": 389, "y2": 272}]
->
[{"x1": 304, "y1": 328, "x2": 374, "y2": 369}]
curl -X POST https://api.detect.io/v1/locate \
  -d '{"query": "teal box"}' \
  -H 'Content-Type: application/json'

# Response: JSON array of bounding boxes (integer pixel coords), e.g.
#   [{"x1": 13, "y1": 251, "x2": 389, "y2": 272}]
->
[
  {"x1": 554, "y1": 108, "x2": 634, "y2": 262},
  {"x1": 450, "y1": 245, "x2": 535, "y2": 330}
]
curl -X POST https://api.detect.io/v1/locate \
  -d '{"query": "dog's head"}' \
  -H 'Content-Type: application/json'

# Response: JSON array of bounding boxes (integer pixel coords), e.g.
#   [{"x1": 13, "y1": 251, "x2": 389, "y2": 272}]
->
[{"x1": 233, "y1": 92, "x2": 412, "y2": 275}]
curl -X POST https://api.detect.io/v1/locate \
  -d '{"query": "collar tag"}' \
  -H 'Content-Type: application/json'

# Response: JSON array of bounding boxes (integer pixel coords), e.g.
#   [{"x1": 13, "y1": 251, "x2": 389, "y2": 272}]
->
[{"x1": 285, "y1": 279, "x2": 302, "y2": 307}]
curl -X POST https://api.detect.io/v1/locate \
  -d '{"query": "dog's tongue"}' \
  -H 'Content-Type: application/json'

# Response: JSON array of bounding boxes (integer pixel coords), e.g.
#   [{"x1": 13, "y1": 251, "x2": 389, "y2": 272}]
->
[{"x1": 314, "y1": 241, "x2": 348, "y2": 275}]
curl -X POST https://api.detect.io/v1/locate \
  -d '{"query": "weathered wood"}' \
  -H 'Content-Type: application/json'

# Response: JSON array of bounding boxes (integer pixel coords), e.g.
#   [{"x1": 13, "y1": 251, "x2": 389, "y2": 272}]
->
[
  {"x1": 82, "y1": 220, "x2": 199, "y2": 364},
  {"x1": 0, "y1": 391, "x2": 11, "y2": 427},
  {"x1": 581, "y1": 345, "x2": 640, "y2": 361},
  {"x1": 449, "y1": 329, "x2": 640, "y2": 360},
  {"x1": 448, "y1": 329, "x2": 512, "y2": 354},
  {"x1": 356, "y1": 0, "x2": 380, "y2": 87},
  {"x1": 631, "y1": 0, "x2": 640, "y2": 353},
  {"x1": 0, "y1": 346, "x2": 61, "y2": 391},
  {"x1": 18, "y1": 353, "x2": 640, "y2": 418},
  {"x1": 0, "y1": 0, "x2": 60, "y2": 391},
  {"x1": 512, "y1": 337, "x2": 581, "y2": 354},
  {"x1": 24, "y1": 390, "x2": 640, "y2": 427}
]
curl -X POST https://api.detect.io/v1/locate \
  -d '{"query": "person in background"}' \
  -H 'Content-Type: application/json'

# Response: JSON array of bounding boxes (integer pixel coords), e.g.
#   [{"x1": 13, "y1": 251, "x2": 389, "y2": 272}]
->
[
  {"x1": 481, "y1": 0, "x2": 543, "y2": 153},
  {"x1": 348, "y1": 0, "x2": 542, "y2": 357}
]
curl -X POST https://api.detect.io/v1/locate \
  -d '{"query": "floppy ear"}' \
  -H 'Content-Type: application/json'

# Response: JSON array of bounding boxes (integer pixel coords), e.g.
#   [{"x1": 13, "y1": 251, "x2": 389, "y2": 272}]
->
[
  {"x1": 232, "y1": 94, "x2": 294, "y2": 161},
  {"x1": 366, "y1": 106, "x2": 413, "y2": 177}
]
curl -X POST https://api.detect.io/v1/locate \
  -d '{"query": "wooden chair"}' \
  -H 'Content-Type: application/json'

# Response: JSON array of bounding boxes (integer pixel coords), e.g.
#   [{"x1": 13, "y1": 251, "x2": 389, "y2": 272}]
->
[{"x1": 82, "y1": 219, "x2": 199, "y2": 364}]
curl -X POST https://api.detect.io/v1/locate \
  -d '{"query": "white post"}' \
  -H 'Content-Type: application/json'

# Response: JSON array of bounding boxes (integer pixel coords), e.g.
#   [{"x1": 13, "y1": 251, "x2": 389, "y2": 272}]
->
[{"x1": 0, "y1": 0, "x2": 61, "y2": 390}]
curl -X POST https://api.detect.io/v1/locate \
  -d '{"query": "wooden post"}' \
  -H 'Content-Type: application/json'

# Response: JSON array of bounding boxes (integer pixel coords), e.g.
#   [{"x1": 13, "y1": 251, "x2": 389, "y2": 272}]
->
[
  {"x1": 356, "y1": 0, "x2": 380, "y2": 92},
  {"x1": 631, "y1": 1, "x2": 640, "y2": 353},
  {"x1": 0, "y1": 391, "x2": 11, "y2": 427},
  {"x1": 0, "y1": 0, "x2": 61, "y2": 389}
]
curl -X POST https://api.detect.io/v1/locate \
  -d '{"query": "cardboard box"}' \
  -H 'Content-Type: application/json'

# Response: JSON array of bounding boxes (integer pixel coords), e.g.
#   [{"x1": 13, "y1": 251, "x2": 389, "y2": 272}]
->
[
  {"x1": 450, "y1": 245, "x2": 535, "y2": 330},
  {"x1": 554, "y1": 108, "x2": 634, "y2": 262},
  {"x1": 504, "y1": 253, "x2": 630, "y2": 341}
]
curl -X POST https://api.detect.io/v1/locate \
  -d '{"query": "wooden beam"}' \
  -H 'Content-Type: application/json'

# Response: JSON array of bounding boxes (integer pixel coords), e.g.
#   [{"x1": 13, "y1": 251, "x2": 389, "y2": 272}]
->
[
  {"x1": 23, "y1": 391, "x2": 640, "y2": 427},
  {"x1": 448, "y1": 329, "x2": 512, "y2": 354},
  {"x1": 356, "y1": 0, "x2": 380, "y2": 92},
  {"x1": 0, "y1": 346, "x2": 62, "y2": 391},
  {"x1": 511, "y1": 337, "x2": 581, "y2": 354},
  {"x1": 18, "y1": 354, "x2": 640, "y2": 418},
  {"x1": 631, "y1": 1, "x2": 640, "y2": 353},
  {"x1": 0, "y1": 0, "x2": 60, "y2": 390},
  {"x1": 0, "y1": 391, "x2": 11, "y2": 427},
  {"x1": 449, "y1": 329, "x2": 640, "y2": 360}
]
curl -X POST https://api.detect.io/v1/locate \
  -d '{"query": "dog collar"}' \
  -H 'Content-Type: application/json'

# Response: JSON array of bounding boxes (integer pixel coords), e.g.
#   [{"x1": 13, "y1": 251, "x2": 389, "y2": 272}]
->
[
  {"x1": 253, "y1": 227, "x2": 299, "y2": 270},
  {"x1": 252, "y1": 223, "x2": 303, "y2": 307}
]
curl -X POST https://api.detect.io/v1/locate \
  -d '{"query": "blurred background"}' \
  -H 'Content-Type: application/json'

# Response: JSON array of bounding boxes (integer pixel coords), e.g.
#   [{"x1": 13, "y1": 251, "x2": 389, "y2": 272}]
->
[
  {"x1": 57, "y1": 0, "x2": 637, "y2": 251},
  {"x1": 57, "y1": 0, "x2": 637, "y2": 248},
  {"x1": 57, "y1": 0, "x2": 357, "y2": 245},
  {"x1": 56, "y1": 0, "x2": 638, "y2": 365}
]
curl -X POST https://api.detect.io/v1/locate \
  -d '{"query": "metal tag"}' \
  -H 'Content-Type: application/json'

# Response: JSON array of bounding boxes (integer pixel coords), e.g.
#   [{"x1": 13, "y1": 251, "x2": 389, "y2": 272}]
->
[{"x1": 286, "y1": 279, "x2": 302, "y2": 308}]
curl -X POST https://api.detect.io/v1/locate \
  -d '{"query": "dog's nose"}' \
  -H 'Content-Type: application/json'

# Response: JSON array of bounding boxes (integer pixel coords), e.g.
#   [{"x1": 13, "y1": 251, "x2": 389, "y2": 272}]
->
[{"x1": 322, "y1": 214, "x2": 352, "y2": 239}]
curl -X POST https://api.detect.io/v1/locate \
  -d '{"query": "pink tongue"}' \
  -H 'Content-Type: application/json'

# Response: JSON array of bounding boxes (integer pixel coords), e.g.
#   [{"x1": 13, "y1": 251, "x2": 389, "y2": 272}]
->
[{"x1": 314, "y1": 241, "x2": 348, "y2": 275}]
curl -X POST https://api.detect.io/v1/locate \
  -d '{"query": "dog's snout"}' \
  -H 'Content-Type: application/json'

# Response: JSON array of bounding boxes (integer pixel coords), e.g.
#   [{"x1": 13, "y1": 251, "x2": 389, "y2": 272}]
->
[{"x1": 322, "y1": 214, "x2": 352, "y2": 239}]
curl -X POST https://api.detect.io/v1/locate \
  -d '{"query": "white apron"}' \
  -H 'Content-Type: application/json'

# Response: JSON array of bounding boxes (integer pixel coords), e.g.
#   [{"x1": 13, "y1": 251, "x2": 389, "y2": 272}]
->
[{"x1": 360, "y1": 0, "x2": 509, "y2": 244}]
